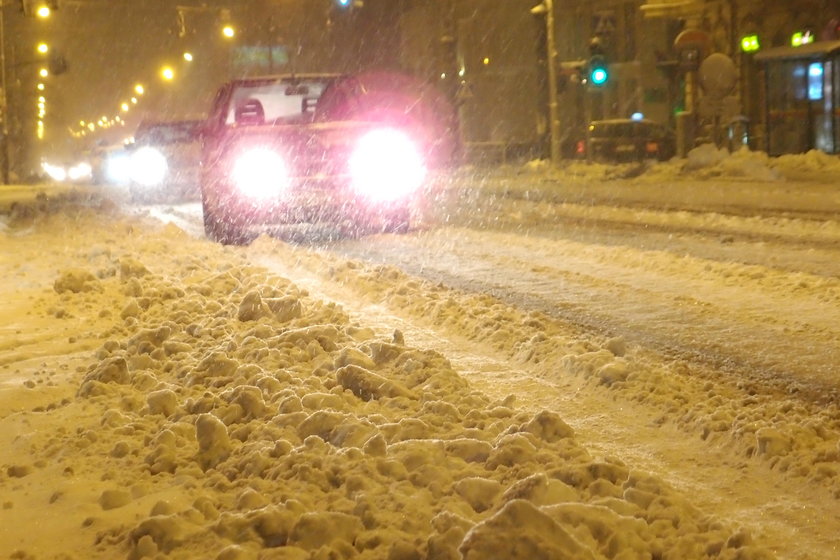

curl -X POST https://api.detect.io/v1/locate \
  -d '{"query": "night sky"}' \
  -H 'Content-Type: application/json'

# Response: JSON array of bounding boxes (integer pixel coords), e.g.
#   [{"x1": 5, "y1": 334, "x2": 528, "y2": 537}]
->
[{"x1": 4, "y1": 0, "x2": 404, "y2": 161}]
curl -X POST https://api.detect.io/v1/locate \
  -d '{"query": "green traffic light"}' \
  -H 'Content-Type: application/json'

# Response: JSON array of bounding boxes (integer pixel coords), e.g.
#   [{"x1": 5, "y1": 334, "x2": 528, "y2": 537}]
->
[{"x1": 590, "y1": 67, "x2": 608, "y2": 86}]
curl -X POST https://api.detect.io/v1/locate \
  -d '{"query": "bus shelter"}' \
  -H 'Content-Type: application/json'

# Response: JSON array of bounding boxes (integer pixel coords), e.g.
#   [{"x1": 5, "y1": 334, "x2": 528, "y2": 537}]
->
[{"x1": 755, "y1": 40, "x2": 840, "y2": 155}]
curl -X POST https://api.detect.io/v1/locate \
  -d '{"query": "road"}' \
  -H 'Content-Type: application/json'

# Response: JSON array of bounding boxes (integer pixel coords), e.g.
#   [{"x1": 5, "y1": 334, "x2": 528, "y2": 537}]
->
[{"x1": 138, "y1": 166, "x2": 840, "y2": 559}]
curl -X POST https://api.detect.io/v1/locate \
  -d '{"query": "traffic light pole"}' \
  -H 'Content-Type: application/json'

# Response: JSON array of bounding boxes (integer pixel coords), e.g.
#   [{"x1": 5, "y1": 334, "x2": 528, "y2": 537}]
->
[
  {"x1": 532, "y1": 0, "x2": 560, "y2": 165},
  {"x1": 544, "y1": 0, "x2": 561, "y2": 166}
]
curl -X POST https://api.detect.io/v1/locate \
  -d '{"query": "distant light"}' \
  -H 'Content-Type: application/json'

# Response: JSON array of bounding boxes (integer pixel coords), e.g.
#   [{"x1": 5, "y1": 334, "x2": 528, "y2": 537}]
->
[
  {"x1": 631, "y1": 112, "x2": 644, "y2": 121},
  {"x1": 39, "y1": 68, "x2": 49, "y2": 78},
  {"x1": 183, "y1": 52, "x2": 193, "y2": 62},
  {"x1": 222, "y1": 25, "x2": 235, "y2": 39},
  {"x1": 741, "y1": 34, "x2": 760, "y2": 52},
  {"x1": 37, "y1": 83, "x2": 45, "y2": 90},
  {"x1": 458, "y1": 67, "x2": 465, "y2": 77},
  {"x1": 440, "y1": 72, "x2": 446, "y2": 79},
  {"x1": 121, "y1": 103, "x2": 130, "y2": 112},
  {"x1": 36, "y1": 5, "x2": 50, "y2": 18},
  {"x1": 161, "y1": 66, "x2": 175, "y2": 81},
  {"x1": 38, "y1": 96, "x2": 46, "y2": 103},
  {"x1": 483, "y1": 57, "x2": 490, "y2": 65},
  {"x1": 44, "y1": 163, "x2": 69, "y2": 183},
  {"x1": 134, "y1": 84, "x2": 145, "y2": 95},
  {"x1": 131, "y1": 97, "x2": 138, "y2": 104},
  {"x1": 37, "y1": 43, "x2": 49, "y2": 54}
]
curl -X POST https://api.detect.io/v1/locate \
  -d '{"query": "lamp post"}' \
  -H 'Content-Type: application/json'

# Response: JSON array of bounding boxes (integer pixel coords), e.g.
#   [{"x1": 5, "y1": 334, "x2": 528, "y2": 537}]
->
[
  {"x1": 1, "y1": 1, "x2": 9, "y2": 183},
  {"x1": 531, "y1": 0, "x2": 561, "y2": 165}
]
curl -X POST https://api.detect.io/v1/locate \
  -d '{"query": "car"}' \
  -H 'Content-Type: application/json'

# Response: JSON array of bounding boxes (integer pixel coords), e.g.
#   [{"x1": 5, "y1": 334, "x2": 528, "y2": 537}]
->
[
  {"x1": 125, "y1": 119, "x2": 204, "y2": 202},
  {"x1": 568, "y1": 118, "x2": 676, "y2": 162},
  {"x1": 199, "y1": 72, "x2": 456, "y2": 244}
]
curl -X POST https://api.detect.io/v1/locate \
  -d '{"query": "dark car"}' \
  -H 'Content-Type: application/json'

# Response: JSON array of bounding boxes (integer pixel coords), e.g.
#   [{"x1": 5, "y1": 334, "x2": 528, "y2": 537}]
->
[
  {"x1": 568, "y1": 118, "x2": 676, "y2": 162},
  {"x1": 199, "y1": 72, "x2": 456, "y2": 244},
  {"x1": 125, "y1": 119, "x2": 204, "y2": 202}
]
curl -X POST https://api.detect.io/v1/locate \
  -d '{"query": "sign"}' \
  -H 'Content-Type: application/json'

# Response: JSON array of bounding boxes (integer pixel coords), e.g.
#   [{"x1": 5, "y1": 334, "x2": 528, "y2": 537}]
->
[{"x1": 698, "y1": 53, "x2": 737, "y2": 97}]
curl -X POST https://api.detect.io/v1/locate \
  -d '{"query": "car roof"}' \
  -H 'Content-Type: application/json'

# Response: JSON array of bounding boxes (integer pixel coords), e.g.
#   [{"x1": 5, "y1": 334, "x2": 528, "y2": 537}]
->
[
  {"x1": 591, "y1": 118, "x2": 661, "y2": 125},
  {"x1": 226, "y1": 73, "x2": 345, "y2": 87}
]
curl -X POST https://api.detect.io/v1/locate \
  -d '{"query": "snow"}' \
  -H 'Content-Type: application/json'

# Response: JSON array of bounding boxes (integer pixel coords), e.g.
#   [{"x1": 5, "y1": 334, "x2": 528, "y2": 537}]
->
[{"x1": 1, "y1": 147, "x2": 839, "y2": 559}]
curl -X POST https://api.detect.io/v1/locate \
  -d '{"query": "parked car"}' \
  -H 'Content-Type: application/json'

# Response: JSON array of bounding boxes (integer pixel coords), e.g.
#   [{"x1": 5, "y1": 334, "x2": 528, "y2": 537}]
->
[
  {"x1": 126, "y1": 119, "x2": 204, "y2": 202},
  {"x1": 199, "y1": 72, "x2": 456, "y2": 244},
  {"x1": 567, "y1": 118, "x2": 676, "y2": 162}
]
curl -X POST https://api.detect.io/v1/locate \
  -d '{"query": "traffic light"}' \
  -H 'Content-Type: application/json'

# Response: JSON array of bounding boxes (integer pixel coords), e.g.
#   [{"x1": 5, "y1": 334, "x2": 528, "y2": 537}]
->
[
  {"x1": 588, "y1": 55, "x2": 609, "y2": 86},
  {"x1": 587, "y1": 37, "x2": 609, "y2": 87}
]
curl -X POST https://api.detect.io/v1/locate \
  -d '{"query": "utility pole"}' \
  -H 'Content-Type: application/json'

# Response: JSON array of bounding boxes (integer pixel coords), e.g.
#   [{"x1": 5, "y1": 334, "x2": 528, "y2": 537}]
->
[
  {"x1": 0, "y1": 1, "x2": 9, "y2": 184},
  {"x1": 532, "y1": 0, "x2": 560, "y2": 165}
]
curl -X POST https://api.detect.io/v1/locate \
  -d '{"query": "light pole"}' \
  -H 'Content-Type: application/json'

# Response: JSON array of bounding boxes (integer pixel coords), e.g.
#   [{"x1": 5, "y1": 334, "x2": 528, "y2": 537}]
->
[
  {"x1": 531, "y1": 0, "x2": 561, "y2": 165},
  {"x1": 0, "y1": 1, "x2": 9, "y2": 183}
]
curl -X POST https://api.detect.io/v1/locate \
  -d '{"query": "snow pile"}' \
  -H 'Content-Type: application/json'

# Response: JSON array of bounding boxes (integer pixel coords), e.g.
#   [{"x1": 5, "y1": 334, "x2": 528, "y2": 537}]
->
[
  {"x1": 772, "y1": 149, "x2": 840, "y2": 179},
  {"x1": 0, "y1": 202, "x2": 779, "y2": 559},
  {"x1": 682, "y1": 145, "x2": 781, "y2": 182},
  {"x1": 522, "y1": 145, "x2": 840, "y2": 184},
  {"x1": 259, "y1": 230, "x2": 840, "y2": 501}
]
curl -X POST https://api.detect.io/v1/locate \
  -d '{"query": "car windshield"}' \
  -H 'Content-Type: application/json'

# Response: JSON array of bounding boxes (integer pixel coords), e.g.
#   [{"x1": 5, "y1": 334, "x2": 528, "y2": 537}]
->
[
  {"x1": 135, "y1": 122, "x2": 200, "y2": 145},
  {"x1": 226, "y1": 78, "x2": 334, "y2": 125}
]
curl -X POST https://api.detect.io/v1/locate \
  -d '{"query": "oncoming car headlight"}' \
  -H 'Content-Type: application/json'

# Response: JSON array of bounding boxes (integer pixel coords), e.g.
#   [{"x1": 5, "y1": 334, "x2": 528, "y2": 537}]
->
[
  {"x1": 129, "y1": 147, "x2": 168, "y2": 187},
  {"x1": 349, "y1": 128, "x2": 426, "y2": 202},
  {"x1": 231, "y1": 147, "x2": 289, "y2": 199}
]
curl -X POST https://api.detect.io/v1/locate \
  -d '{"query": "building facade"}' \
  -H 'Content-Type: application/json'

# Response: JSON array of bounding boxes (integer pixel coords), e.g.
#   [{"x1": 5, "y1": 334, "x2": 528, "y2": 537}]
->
[{"x1": 398, "y1": 0, "x2": 840, "y2": 158}]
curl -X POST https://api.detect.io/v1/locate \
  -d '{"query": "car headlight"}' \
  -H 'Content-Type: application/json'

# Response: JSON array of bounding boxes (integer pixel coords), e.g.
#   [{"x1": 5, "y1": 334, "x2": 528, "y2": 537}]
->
[
  {"x1": 105, "y1": 153, "x2": 131, "y2": 184},
  {"x1": 231, "y1": 148, "x2": 289, "y2": 199},
  {"x1": 129, "y1": 147, "x2": 168, "y2": 187},
  {"x1": 349, "y1": 128, "x2": 426, "y2": 202}
]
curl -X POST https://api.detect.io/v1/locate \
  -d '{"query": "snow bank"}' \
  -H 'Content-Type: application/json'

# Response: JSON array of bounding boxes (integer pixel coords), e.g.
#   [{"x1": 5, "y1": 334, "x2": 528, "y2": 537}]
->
[
  {"x1": 523, "y1": 145, "x2": 840, "y2": 184},
  {"x1": 0, "y1": 201, "x2": 779, "y2": 559}
]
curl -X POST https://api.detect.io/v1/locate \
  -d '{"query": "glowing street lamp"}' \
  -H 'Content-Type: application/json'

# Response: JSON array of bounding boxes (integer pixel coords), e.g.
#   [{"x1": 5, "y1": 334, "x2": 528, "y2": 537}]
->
[
  {"x1": 160, "y1": 66, "x2": 175, "y2": 81},
  {"x1": 39, "y1": 67, "x2": 49, "y2": 78},
  {"x1": 183, "y1": 52, "x2": 194, "y2": 62},
  {"x1": 134, "y1": 84, "x2": 145, "y2": 95},
  {"x1": 36, "y1": 5, "x2": 50, "y2": 18},
  {"x1": 221, "y1": 25, "x2": 235, "y2": 39},
  {"x1": 37, "y1": 83, "x2": 45, "y2": 91},
  {"x1": 121, "y1": 102, "x2": 130, "y2": 112},
  {"x1": 37, "y1": 42, "x2": 49, "y2": 54}
]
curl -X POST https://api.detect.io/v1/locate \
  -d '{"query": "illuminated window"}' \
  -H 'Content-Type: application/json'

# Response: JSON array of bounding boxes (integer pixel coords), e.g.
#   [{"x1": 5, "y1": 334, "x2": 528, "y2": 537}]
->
[{"x1": 808, "y1": 62, "x2": 823, "y2": 100}]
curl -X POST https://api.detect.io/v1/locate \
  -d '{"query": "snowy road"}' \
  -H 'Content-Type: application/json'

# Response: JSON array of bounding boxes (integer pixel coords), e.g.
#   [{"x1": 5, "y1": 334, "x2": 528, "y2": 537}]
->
[{"x1": 136, "y1": 160, "x2": 840, "y2": 559}]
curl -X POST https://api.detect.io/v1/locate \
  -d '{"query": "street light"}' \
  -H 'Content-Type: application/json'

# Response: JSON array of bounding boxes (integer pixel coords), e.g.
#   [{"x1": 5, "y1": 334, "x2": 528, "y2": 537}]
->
[
  {"x1": 531, "y1": 0, "x2": 561, "y2": 165},
  {"x1": 160, "y1": 66, "x2": 174, "y2": 81},
  {"x1": 0, "y1": 2, "x2": 9, "y2": 182},
  {"x1": 37, "y1": 42, "x2": 49, "y2": 54},
  {"x1": 134, "y1": 84, "x2": 145, "y2": 95},
  {"x1": 221, "y1": 25, "x2": 235, "y2": 39}
]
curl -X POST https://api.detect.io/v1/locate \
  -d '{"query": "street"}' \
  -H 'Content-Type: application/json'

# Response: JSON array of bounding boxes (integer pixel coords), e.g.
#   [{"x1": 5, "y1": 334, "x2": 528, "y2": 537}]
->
[{"x1": 2, "y1": 156, "x2": 838, "y2": 559}]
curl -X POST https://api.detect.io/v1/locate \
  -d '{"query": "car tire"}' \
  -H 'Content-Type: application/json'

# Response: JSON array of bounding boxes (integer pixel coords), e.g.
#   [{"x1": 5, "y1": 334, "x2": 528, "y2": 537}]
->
[{"x1": 201, "y1": 195, "x2": 246, "y2": 245}]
